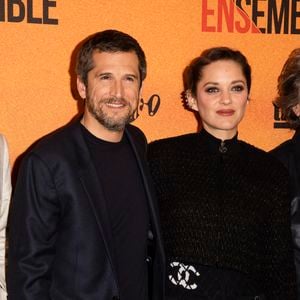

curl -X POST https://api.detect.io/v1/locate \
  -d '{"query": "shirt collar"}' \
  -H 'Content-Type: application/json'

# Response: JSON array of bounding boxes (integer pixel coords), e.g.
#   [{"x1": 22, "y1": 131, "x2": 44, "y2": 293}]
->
[{"x1": 198, "y1": 129, "x2": 240, "y2": 155}]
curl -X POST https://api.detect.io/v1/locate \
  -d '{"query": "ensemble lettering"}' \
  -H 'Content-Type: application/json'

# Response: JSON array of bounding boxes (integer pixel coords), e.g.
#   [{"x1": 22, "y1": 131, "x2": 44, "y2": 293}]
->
[
  {"x1": 202, "y1": 0, "x2": 300, "y2": 34},
  {"x1": 0, "y1": 0, "x2": 58, "y2": 24}
]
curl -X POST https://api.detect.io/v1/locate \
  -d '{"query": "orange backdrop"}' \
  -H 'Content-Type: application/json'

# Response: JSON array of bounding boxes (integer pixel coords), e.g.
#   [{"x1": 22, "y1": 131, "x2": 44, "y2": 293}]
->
[{"x1": 0, "y1": 0, "x2": 299, "y2": 166}]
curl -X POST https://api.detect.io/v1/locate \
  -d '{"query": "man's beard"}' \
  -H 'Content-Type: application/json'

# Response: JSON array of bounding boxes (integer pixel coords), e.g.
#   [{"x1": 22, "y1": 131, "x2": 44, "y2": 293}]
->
[{"x1": 86, "y1": 96, "x2": 133, "y2": 132}]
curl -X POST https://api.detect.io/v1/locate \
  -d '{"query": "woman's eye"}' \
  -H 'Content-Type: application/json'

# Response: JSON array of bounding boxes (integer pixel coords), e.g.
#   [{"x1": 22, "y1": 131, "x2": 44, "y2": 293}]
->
[
  {"x1": 205, "y1": 87, "x2": 218, "y2": 93},
  {"x1": 232, "y1": 85, "x2": 244, "y2": 92}
]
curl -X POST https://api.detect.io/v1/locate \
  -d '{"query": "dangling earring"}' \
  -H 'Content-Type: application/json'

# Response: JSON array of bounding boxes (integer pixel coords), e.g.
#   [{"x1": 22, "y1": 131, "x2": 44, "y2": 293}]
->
[
  {"x1": 184, "y1": 90, "x2": 191, "y2": 108},
  {"x1": 185, "y1": 89, "x2": 197, "y2": 111}
]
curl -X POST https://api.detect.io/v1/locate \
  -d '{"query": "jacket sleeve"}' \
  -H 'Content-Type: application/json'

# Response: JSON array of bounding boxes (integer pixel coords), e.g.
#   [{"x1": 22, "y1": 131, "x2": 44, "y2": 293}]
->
[
  {"x1": 7, "y1": 152, "x2": 60, "y2": 300},
  {"x1": 0, "y1": 135, "x2": 11, "y2": 300},
  {"x1": 288, "y1": 151, "x2": 300, "y2": 299},
  {"x1": 270, "y1": 143, "x2": 300, "y2": 298},
  {"x1": 292, "y1": 194, "x2": 300, "y2": 299}
]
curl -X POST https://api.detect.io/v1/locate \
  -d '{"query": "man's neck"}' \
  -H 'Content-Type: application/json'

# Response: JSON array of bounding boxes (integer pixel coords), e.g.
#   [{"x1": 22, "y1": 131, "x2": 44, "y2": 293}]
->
[{"x1": 80, "y1": 116, "x2": 124, "y2": 143}]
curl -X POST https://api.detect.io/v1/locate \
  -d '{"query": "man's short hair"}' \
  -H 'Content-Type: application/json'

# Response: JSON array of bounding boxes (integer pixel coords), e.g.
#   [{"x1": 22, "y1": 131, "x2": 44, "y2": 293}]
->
[{"x1": 76, "y1": 29, "x2": 147, "y2": 87}]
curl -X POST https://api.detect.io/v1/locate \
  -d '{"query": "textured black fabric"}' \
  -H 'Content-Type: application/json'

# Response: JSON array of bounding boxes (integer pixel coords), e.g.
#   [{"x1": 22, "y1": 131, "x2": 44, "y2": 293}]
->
[
  {"x1": 166, "y1": 262, "x2": 261, "y2": 300},
  {"x1": 148, "y1": 129, "x2": 297, "y2": 299}
]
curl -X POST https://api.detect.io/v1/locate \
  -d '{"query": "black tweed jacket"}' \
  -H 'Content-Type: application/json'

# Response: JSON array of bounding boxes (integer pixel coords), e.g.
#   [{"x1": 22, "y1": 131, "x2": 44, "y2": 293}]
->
[{"x1": 148, "y1": 129, "x2": 296, "y2": 299}]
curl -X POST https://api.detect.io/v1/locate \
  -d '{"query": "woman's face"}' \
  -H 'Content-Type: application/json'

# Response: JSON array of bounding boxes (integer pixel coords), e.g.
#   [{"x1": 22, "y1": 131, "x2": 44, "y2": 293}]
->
[{"x1": 188, "y1": 60, "x2": 249, "y2": 140}]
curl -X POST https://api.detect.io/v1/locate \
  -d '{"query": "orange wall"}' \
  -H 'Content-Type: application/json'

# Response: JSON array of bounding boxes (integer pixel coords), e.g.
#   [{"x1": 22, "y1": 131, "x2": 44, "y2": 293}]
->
[{"x1": 0, "y1": 0, "x2": 299, "y2": 165}]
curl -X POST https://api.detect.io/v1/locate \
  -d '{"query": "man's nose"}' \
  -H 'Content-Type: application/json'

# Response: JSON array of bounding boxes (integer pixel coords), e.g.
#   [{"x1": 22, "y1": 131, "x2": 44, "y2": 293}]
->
[{"x1": 111, "y1": 80, "x2": 124, "y2": 98}]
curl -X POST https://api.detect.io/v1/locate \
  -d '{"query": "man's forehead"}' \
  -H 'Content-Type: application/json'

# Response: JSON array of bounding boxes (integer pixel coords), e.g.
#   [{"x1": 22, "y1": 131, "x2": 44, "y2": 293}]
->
[{"x1": 90, "y1": 51, "x2": 139, "y2": 71}]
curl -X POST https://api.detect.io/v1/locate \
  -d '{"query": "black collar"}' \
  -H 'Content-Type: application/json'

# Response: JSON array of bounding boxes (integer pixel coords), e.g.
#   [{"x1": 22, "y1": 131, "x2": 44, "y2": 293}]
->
[{"x1": 198, "y1": 129, "x2": 240, "y2": 155}]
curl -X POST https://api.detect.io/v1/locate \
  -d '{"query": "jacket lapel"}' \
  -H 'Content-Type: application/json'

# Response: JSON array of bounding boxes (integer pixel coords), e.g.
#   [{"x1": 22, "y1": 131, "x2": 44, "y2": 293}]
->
[
  {"x1": 78, "y1": 165, "x2": 115, "y2": 259},
  {"x1": 70, "y1": 121, "x2": 117, "y2": 280},
  {"x1": 125, "y1": 128, "x2": 165, "y2": 262},
  {"x1": 70, "y1": 121, "x2": 165, "y2": 286}
]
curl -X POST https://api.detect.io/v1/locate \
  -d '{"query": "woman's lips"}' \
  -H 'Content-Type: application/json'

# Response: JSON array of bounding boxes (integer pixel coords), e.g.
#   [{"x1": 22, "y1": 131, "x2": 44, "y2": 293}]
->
[{"x1": 216, "y1": 109, "x2": 235, "y2": 116}]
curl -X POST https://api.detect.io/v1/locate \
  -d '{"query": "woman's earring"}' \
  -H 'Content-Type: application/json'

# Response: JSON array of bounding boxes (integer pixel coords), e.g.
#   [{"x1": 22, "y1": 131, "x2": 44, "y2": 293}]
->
[{"x1": 185, "y1": 90, "x2": 198, "y2": 111}]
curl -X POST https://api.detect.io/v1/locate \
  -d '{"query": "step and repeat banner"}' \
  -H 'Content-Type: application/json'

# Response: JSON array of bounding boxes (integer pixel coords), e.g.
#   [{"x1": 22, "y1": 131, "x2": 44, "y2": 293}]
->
[{"x1": 0, "y1": 0, "x2": 299, "y2": 164}]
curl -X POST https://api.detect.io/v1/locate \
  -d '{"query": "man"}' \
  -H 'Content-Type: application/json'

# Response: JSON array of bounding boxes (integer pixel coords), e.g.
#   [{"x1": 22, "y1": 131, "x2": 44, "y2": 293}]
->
[{"x1": 7, "y1": 29, "x2": 165, "y2": 300}]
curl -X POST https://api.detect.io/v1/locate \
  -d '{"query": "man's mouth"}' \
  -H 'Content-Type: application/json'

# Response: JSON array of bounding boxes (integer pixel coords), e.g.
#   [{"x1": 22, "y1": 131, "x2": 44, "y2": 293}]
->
[
  {"x1": 106, "y1": 102, "x2": 126, "y2": 108},
  {"x1": 105, "y1": 98, "x2": 128, "y2": 108}
]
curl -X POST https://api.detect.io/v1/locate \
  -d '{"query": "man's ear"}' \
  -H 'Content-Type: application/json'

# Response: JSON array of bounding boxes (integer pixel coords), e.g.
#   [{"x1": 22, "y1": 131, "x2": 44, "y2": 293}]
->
[
  {"x1": 185, "y1": 90, "x2": 199, "y2": 111},
  {"x1": 138, "y1": 85, "x2": 143, "y2": 101},
  {"x1": 77, "y1": 76, "x2": 87, "y2": 99}
]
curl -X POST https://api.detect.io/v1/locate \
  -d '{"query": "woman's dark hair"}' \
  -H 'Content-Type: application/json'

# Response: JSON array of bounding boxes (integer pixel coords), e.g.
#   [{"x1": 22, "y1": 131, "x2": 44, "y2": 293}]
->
[
  {"x1": 184, "y1": 47, "x2": 251, "y2": 96},
  {"x1": 273, "y1": 48, "x2": 300, "y2": 129}
]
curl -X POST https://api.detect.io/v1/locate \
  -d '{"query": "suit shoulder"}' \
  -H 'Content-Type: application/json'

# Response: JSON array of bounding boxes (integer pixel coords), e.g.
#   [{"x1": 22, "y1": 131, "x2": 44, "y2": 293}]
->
[
  {"x1": 240, "y1": 140, "x2": 289, "y2": 176},
  {"x1": 148, "y1": 133, "x2": 198, "y2": 158},
  {"x1": 24, "y1": 121, "x2": 80, "y2": 161},
  {"x1": 269, "y1": 139, "x2": 293, "y2": 158},
  {"x1": 240, "y1": 140, "x2": 278, "y2": 162},
  {"x1": 269, "y1": 139, "x2": 294, "y2": 169},
  {"x1": 149, "y1": 133, "x2": 197, "y2": 148}
]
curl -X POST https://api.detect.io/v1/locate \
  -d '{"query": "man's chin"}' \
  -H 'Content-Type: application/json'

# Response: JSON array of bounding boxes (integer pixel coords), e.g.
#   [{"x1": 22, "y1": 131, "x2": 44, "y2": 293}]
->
[
  {"x1": 105, "y1": 124, "x2": 125, "y2": 132},
  {"x1": 92, "y1": 109, "x2": 132, "y2": 132},
  {"x1": 100, "y1": 118, "x2": 129, "y2": 132}
]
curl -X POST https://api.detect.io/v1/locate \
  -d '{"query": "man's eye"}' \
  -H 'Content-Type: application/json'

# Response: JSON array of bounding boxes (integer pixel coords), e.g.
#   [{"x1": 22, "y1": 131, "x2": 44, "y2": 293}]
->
[
  {"x1": 125, "y1": 76, "x2": 135, "y2": 82},
  {"x1": 99, "y1": 75, "x2": 110, "y2": 80}
]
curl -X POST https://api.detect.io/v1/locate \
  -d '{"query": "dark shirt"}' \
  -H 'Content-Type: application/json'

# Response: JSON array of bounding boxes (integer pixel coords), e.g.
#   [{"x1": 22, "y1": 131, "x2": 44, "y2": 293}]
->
[{"x1": 81, "y1": 125, "x2": 149, "y2": 300}]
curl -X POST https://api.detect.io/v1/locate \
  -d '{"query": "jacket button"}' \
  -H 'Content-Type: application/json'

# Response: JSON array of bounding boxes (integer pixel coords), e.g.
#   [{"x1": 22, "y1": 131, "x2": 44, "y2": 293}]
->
[{"x1": 148, "y1": 230, "x2": 154, "y2": 240}]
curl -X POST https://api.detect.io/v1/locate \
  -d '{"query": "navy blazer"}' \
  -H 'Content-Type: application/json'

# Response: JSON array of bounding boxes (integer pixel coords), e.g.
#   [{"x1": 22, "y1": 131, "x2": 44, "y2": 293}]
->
[{"x1": 7, "y1": 119, "x2": 165, "y2": 300}]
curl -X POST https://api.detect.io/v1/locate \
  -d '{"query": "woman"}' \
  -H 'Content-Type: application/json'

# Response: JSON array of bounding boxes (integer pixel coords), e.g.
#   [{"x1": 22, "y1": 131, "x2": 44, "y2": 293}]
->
[
  {"x1": 0, "y1": 134, "x2": 11, "y2": 300},
  {"x1": 270, "y1": 48, "x2": 300, "y2": 299},
  {"x1": 148, "y1": 47, "x2": 296, "y2": 299}
]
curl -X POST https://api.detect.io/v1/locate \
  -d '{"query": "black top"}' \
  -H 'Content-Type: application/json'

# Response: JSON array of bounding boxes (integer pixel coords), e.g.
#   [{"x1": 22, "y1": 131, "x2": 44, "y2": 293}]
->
[
  {"x1": 82, "y1": 125, "x2": 149, "y2": 300},
  {"x1": 148, "y1": 129, "x2": 296, "y2": 299}
]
